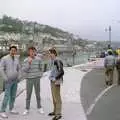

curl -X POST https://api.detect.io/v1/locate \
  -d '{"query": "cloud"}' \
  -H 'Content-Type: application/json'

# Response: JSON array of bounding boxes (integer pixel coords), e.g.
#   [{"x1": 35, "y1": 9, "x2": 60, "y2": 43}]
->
[{"x1": 0, "y1": 0, "x2": 120, "y2": 41}]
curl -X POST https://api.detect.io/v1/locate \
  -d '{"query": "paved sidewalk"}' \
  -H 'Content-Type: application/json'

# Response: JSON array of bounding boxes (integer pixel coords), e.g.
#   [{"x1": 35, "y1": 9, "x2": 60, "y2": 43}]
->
[
  {"x1": 0, "y1": 68, "x2": 87, "y2": 120},
  {"x1": 73, "y1": 58, "x2": 104, "y2": 70},
  {"x1": 0, "y1": 58, "x2": 104, "y2": 120}
]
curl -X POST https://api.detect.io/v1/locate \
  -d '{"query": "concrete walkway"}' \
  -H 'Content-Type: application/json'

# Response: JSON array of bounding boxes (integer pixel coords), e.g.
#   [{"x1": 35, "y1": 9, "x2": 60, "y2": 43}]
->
[{"x1": 0, "y1": 58, "x2": 104, "y2": 120}]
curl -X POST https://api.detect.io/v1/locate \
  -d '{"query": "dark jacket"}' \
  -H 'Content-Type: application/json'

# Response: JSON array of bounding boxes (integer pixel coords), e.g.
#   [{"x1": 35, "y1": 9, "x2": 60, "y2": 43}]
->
[
  {"x1": 54, "y1": 59, "x2": 64, "y2": 80},
  {"x1": 116, "y1": 57, "x2": 120, "y2": 70},
  {"x1": 49, "y1": 58, "x2": 64, "y2": 81}
]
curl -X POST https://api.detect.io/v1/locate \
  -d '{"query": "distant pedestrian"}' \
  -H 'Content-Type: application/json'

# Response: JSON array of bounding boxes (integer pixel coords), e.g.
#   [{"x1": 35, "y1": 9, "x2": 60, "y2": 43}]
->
[
  {"x1": 116, "y1": 48, "x2": 120, "y2": 56},
  {"x1": 115, "y1": 55, "x2": 120, "y2": 85},
  {"x1": 22, "y1": 46, "x2": 45, "y2": 115},
  {"x1": 106, "y1": 44, "x2": 114, "y2": 55},
  {"x1": 0, "y1": 46, "x2": 21, "y2": 118},
  {"x1": 48, "y1": 48, "x2": 64, "y2": 120},
  {"x1": 104, "y1": 51, "x2": 115, "y2": 86}
]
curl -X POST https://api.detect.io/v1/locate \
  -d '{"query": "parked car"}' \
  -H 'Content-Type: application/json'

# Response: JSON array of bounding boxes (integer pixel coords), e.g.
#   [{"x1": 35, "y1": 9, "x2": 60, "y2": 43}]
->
[{"x1": 88, "y1": 55, "x2": 96, "y2": 61}]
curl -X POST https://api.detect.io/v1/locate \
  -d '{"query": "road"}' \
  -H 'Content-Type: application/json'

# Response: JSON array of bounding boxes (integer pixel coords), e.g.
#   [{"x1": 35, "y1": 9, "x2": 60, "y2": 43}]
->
[{"x1": 81, "y1": 68, "x2": 120, "y2": 120}]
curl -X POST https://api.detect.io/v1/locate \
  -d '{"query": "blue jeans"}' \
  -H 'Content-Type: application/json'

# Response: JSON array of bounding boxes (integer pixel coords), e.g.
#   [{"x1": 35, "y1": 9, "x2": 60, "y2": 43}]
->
[{"x1": 1, "y1": 81, "x2": 18, "y2": 112}]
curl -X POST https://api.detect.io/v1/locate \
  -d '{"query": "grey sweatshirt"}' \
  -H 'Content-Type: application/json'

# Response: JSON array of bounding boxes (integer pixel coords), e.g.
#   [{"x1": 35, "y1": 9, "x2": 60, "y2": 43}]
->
[
  {"x1": 104, "y1": 55, "x2": 115, "y2": 67},
  {"x1": 0, "y1": 54, "x2": 21, "y2": 82},
  {"x1": 22, "y1": 56, "x2": 45, "y2": 79}
]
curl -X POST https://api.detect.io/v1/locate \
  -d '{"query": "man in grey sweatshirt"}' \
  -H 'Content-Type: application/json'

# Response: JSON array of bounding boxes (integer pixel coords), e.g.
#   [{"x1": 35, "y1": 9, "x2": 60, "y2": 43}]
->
[
  {"x1": 22, "y1": 46, "x2": 45, "y2": 115},
  {"x1": 0, "y1": 46, "x2": 21, "y2": 118}
]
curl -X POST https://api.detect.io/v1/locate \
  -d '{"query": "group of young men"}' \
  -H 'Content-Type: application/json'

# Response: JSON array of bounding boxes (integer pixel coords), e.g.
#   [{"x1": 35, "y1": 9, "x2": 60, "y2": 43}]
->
[{"x1": 0, "y1": 46, "x2": 64, "y2": 120}]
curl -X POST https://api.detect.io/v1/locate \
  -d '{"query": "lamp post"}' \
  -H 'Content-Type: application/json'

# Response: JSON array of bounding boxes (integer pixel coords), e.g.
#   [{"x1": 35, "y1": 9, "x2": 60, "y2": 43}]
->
[
  {"x1": 105, "y1": 25, "x2": 112, "y2": 48},
  {"x1": 109, "y1": 26, "x2": 111, "y2": 47},
  {"x1": 72, "y1": 47, "x2": 76, "y2": 65}
]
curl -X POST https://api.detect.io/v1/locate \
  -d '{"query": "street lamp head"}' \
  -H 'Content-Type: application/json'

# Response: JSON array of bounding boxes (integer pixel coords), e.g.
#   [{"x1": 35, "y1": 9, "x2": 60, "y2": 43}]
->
[{"x1": 109, "y1": 26, "x2": 111, "y2": 31}]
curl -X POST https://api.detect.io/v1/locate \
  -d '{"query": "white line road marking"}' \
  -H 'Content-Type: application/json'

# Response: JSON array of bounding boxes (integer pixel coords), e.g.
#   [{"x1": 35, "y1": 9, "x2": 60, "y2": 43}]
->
[{"x1": 86, "y1": 84, "x2": 117, "y2": 116}]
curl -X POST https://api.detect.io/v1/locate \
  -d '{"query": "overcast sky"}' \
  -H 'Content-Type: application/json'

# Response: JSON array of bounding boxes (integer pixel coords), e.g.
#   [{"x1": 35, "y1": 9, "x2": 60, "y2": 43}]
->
[{"x1": 0, "y1": 0, "x2": 120, "y2": 41}]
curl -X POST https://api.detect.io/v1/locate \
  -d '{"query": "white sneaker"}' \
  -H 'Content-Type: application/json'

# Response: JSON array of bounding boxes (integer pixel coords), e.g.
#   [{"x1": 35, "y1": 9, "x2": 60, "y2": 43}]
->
[
  {"x1": 23, "y1": 109, "x2": 29, "y2": 116},
  {"x1": 10, "y1": 109, "x2": 19, "y2": 114},
  {"x1": 0, "y1": 112, "x2": 8, "y2": 118},
  {"x1": 38, "y1": 108, "x2": 44, "y2": 114}
]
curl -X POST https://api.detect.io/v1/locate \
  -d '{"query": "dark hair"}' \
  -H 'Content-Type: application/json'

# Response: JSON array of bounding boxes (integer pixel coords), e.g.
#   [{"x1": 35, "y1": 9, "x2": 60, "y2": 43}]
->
[
  {"x1": 28, "y1": 46, "x2": 36, "y2": 51},
  {"x1": 9, "y1": 46, "x2": 17, "y2": 51},
  {"x1": 108, "y1": 51, "x2": 113, "y2": 55},
  {"x1": 49, "y1": 48, "x2": 57, "y2": 56}
]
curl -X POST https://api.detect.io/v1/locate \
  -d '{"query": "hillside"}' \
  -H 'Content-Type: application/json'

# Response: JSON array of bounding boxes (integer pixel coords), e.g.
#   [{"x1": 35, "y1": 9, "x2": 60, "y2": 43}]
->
[
  {"x1": 0, "y1": 15, "x2": 98, "y2": 50},
  {"x1": 0, "y1": 15, "x2": 71, "y2": 39}
]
